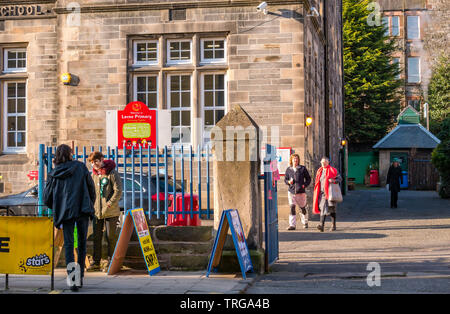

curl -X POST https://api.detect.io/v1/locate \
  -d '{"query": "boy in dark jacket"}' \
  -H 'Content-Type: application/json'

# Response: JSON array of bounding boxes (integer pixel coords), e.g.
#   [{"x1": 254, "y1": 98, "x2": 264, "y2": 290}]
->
[
  {"x1": 284, "y1": 153, "x2": 312, "y2": 230},
  {"x1": 43, "y1": 144, "x2": 95, "y2": 292}
]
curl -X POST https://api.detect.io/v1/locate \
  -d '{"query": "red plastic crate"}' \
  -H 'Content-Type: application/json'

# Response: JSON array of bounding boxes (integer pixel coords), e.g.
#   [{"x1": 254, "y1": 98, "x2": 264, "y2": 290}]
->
[{"x1": 167, "y1": 194, "x2": 200, "y2": 226}]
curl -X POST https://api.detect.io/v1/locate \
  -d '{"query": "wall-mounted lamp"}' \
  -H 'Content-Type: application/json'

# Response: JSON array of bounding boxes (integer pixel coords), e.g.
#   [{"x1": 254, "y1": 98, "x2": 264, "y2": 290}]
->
[
  {"x1": 60, "y1": 72, "x2": 72, "y2": 85},
  {"x1": 341, "y1": 139, "x2": 347, "y2": 147},
  {"x1": 60, "y1": 72, "x2": 80, "y2": 86},
  {"x1": 305, "y1": 116, "x2": 313, "y2": 127}
]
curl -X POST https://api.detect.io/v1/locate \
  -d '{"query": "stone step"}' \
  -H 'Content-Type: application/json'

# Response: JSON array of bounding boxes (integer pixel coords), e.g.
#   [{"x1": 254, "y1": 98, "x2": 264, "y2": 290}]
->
[{"x1": 56, "y1": 225, "x2": 215, "y2": 271}]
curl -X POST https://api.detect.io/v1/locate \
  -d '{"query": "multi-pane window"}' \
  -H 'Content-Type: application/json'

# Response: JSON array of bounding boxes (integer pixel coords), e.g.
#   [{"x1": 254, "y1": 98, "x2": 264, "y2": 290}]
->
[
  {"x1": 133, "y1": 41, "x2": 158, "y2": 65},
  {"x1": 382, "y1": 16, "x2": 399, "y2": 37},
  {"x1": 134, "y1": 75, "x2": 158, "y2": 108},
  {"x1": 407, "y1": 16, "x2": 420, "y2": 39},
  {"x1": 168, "y1": 75, "x2": 191, "y2": 144},
  {"x1": 4, "y1": 49, "x2": 26, "y2": 72},
  {"x1": 201, "y1": 39, "x2": 226, "y2": 63},
  {"x1": 408, "y1": 57, "x2": 420, "y2": 83},
  {"x1": 131, "y1": 36, "x2": 228, "y2": 146},
  {"x1": 167, "y1": 40, "x2": 191, "y2": 64},
  {"x1": 382, "y1": 17, "x2": 389, "y2": 36},
  {"x1": 202, "y1": 74, "x2": 226, "y2": 143},
  {"x1": 391, "y1": 16, "x2": 400, "y2": 36},
  {"x1": 4, "y1": 82, "x2": 26, "y2": 151}
]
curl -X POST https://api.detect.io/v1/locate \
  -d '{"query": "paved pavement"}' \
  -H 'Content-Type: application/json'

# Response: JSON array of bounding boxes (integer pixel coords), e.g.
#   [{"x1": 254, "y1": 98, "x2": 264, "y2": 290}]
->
[
  {"x1": 1, "y1": 188, "x2": 449, "y2": 295},
  {"x1": 247, "y1": 188, "x2": 450, "y2": 293},
  {"x1": 0, "y1": 268, "x2": 257, "y2": 294}
]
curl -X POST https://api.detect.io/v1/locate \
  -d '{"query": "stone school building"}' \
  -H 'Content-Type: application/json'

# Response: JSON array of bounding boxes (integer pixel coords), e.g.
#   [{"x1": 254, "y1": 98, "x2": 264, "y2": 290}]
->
[{"x1": 0, "y1": 0, "x2": 343, "y2": 216}]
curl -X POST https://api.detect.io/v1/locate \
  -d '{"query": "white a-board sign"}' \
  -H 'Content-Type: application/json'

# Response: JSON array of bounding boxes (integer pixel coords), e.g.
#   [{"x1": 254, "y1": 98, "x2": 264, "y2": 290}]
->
[{"x1": 206, "y1": 209, "x2": 253, "y2": 279}]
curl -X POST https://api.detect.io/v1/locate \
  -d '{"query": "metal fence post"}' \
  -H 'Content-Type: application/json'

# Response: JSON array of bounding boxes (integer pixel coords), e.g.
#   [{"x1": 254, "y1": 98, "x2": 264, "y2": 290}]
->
[
  {"x1": 164, "y1": 146, "x2": 168, "y2": 224},
  {"x1": 38, "y1": 144, "x2": 45, "y2": 217}
]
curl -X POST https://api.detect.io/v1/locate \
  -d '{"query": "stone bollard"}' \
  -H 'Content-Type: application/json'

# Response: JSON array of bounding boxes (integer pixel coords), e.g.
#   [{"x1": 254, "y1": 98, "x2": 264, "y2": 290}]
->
[{"x1": 210, "y1": 105, "x2": 264, "y2": 273}]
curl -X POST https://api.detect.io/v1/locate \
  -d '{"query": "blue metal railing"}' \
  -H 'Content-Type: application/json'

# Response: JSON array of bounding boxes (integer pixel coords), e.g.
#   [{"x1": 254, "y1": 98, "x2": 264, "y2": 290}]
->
[{"x1": 38, "y1": 144, "x2": 213, "y2": 224}]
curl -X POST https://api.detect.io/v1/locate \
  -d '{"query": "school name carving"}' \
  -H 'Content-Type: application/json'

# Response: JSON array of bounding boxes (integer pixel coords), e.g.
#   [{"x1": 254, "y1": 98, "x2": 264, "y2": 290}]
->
[{"x1": 0, "y1": 5, "x2": 49, "y2": 17}]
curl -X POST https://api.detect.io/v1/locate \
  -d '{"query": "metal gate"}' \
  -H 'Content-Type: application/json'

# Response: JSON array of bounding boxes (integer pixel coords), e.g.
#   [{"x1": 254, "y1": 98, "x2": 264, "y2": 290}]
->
[
  {"x1": 37, "y1": 144, "x2": 213, "y2": 224},
  {"x1": 261, "y1": 144, "x2": 279, "y2": 271}
]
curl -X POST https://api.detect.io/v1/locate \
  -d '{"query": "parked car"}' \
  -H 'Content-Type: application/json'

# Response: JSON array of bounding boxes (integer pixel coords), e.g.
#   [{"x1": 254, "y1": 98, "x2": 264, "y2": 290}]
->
[{"x1": 0, "y1": 173, "x2": 183, "y2": 216}]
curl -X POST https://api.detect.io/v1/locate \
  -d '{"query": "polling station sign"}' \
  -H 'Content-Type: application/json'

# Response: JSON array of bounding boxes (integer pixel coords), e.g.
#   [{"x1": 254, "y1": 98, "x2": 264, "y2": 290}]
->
[{"x1": 0, "y1": 216, "x2": 53, "y2": 275}]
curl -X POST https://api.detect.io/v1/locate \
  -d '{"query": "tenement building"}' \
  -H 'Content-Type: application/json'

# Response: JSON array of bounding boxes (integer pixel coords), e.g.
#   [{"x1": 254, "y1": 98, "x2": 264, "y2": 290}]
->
[
  {"x1": 0, "y1": 0, "x2": 343, "y2": 216},
  {"x1": 380, "y1": 0, "x2": 449, "y2": 111}
]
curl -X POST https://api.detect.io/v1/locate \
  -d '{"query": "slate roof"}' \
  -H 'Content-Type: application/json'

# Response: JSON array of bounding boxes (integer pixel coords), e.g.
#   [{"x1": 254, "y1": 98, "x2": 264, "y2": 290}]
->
[{"x1": 373, "y1": 124, "x2": 441, "y2": 149}]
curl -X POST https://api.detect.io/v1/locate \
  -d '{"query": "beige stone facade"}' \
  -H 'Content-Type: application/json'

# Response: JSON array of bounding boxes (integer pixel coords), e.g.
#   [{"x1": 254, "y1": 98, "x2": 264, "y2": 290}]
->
[{"x1": 0, "y1": 0, "x2": 343, "y2": 218}]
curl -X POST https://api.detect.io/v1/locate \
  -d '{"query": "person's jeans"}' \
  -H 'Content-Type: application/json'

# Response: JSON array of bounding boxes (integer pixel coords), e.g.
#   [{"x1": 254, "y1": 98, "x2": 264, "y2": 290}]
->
[
  {"x1": 62, "y1": 215, "x2": 89, "y2": 279},
  {"x1": 93, "y1": 216, "x2": 119, "y2": 264}
]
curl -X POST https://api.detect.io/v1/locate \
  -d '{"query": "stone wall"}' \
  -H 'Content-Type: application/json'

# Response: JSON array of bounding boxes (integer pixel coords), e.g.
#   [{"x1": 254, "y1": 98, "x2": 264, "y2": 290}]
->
[
  {"x1": 0, "y1": 0, "x2": 344, "y2": 226},
  {"x1": 0, "y1": 3, "x2": 58, "y2": 193}
]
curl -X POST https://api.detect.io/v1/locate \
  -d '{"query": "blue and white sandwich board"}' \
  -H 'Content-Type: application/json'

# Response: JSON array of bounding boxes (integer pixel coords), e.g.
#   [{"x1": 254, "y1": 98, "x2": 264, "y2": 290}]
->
[{"x1": 206, "y1": 209, "x2": 253, "y2": 279}]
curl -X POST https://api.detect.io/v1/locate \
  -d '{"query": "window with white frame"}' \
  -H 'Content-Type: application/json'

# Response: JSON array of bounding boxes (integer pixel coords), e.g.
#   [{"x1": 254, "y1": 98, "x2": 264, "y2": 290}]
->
[
  {"x1": 382, "y1": 17, "x2": 389, "y2": 36},
  {"x1": 168, "y1": 75, "x2": 191, "y2": 144},
  {"x1": 134, "y1": 75, "x2": 158, "y2": 108},
  {"x1": 4, "y1": 81, "x2": 26, "y2": 152},
  {"x1": 408, "y1": 57, "x2": 420, "y2": 83},
  {"x1": 167, "y1": 40, "x2": 191, "y2": 64},
  {"x1": 202, "y1": 73, "x2": 226, "y2": 143},
  {"x1": 200, "y1": 39, "x2": 226, "y2": 64},
  {"x1": 4, "y1": 48, "x2": 26, "y2": 72},
  {"x1": 391, "y1": 16, "x2": 400, "y2": 36},
  {"x1": 133, "y1": 40, "x2": 158, "y2": 66},
  {"x1": 407, "y1": 16, "x2": 420, "y2": 39}
]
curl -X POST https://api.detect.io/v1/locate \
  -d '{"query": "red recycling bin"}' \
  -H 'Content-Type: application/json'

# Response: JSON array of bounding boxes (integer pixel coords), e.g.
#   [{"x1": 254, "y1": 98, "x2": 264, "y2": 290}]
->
[
  {"x1": 369, "y1": 170, "x2": 379, "y2": 186},
  {"x1": 167, "y1": 193, "x2": 200, "y2": 226}
]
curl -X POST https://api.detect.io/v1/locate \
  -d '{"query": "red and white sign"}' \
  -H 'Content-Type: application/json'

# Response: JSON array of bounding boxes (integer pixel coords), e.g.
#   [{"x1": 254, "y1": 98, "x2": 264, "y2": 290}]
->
[
  {"x1": 27, "y1": 171, "x2": 39, "y2": 180},
  {"x1": 118, "y1": 101, "x2": 157, "y2": 149}
]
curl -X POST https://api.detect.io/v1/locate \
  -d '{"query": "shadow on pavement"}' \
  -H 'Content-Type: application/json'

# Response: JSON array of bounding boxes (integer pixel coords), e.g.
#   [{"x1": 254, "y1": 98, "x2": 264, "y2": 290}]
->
[{"x1": 279, "y1": 231, "x2": 386, "y2": 242}]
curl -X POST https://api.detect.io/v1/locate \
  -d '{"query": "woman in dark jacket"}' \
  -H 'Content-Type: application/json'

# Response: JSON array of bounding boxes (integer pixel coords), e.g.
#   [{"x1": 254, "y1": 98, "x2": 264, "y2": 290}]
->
[
  {"x1": 43, "y1": 144, "x2": 95, "y2": 291},
  {"x1": 386, "y1": 159, "x2": 403, "y2": 208},
  {"x1": 284, "y1": 153, "x2": 312, "y2": 230}
]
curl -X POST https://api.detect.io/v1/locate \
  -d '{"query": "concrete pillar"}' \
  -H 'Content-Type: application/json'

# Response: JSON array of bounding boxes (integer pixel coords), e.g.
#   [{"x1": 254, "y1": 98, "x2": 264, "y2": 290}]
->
[{"x1": 211, "y1": 105, "x2": 262, "y2": 250}]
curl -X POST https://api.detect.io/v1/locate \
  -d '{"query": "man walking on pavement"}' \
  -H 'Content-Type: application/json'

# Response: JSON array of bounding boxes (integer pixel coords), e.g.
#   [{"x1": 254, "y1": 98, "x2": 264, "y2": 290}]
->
[
  {"x1": 386, "y1": 159, "x2": 403, "y2": 208},
  {"x1": 87, "y1": 152, "x2": 122, "y2": 272}
]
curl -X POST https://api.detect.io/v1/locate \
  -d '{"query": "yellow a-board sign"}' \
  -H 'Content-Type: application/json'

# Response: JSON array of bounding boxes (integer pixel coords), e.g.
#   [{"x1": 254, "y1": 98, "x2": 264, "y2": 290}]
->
[
  {"x1": 0, "y1": 216, "x2": 53, "y2": 275},
  {"x1": 108, "y1": 208, "x2": 160, "y2": 276}
]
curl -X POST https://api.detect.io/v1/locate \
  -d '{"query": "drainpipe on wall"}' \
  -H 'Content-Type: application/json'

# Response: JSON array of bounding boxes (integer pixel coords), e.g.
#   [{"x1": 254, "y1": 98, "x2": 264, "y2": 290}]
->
[
  {"x1": 324, "y1": 1, "x2": 330, "y2": 158},
  {"x1": 340, "y1": 0, "x2": 346, "y2": 194}
]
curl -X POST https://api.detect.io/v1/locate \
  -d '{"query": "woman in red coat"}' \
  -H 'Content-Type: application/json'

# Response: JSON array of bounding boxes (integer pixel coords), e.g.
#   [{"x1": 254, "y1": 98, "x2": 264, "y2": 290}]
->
[{"x1": 313, "y1": 157, "x2": 342, "y2": 232}]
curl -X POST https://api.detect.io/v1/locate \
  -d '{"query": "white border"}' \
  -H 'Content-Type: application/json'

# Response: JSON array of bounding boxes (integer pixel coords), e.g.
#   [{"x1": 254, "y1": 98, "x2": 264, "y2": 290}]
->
[
  {"x1": 3, "y1": 48, "x2": 27, "y2": 73},
  {"x1": 200, "y1": 38, "x2": 227, "y2": 64},
  {"x1": 133, "y1": 74, "x2": 159, "y2": 109},
  {"x1": 3, "y1": 81, "x2": 27, "y2": 153},
  {"x1": 166, "y1": 39, "x2": 192, "y2": 65},
  {"x1": 200, "y1": 72, "x2": 227, "y2": 146},
  {"x1": 133, "y1": 40, "x2": 159, "y2": 66},
  {"x1": 167, "y1": 73, "x2": 193, "y2": 145}
]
